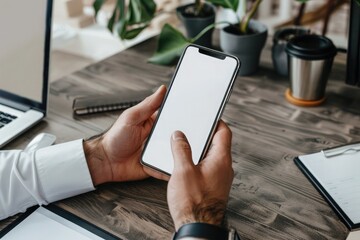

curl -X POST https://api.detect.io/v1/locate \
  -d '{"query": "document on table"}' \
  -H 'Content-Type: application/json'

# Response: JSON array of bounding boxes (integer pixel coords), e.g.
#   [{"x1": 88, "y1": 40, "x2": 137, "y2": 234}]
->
[
  {"x1": 0, "y1": 206, "x2": 119, "y2": 240},
  {"x1": 295, "y1": 143, "x2": 360, "y2": 230},
  {"x1": 346, "y1": 231, "x2": 360, "y2": 240}
]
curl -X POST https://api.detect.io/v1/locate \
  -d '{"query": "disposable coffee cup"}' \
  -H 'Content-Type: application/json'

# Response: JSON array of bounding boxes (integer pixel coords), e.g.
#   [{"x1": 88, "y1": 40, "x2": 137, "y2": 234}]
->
[{"x1": 285, "y1": 34, "x2": 337, "y2": 106}]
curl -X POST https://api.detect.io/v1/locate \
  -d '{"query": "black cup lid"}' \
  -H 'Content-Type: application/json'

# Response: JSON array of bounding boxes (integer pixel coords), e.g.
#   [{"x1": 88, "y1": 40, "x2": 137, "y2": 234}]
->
[
  {"x1": 285, "y1": 34, "x2": 337, "y2": 60},
  {"x1": 273, "y1": 27, "x2": 310, "y2": 44}
]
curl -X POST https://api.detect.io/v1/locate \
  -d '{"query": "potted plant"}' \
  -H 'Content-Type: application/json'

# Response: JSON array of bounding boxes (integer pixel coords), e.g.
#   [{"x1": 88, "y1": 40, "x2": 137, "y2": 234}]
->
[
  {"x1": 93, "y1": 0, "x2": 309, "y2": 74},
  {"x1": 149, "y1": 0, "x2": 266, "y2": 71},
  {"x1": 210, "y1": 0, "x2": 266, "y2": 75},
  {"x1": 215, "y1": 0, "x2": 311, "y2": 75},
  {"x1": 176, "y1": 0, "x2": 216, "y2": 47}
]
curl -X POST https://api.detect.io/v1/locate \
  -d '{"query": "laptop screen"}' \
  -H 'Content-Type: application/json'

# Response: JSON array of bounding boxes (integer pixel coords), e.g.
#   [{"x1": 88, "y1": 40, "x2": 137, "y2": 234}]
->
[{"x1": 0, "y1": 0, "x2": 51, "y2": 111}]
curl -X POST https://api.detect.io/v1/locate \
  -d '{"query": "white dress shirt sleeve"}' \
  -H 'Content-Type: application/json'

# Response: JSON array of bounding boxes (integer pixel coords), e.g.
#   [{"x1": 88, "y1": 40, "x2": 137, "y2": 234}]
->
[{"x1": 0, "y1": 139, "x2": 95, "y2": 220}]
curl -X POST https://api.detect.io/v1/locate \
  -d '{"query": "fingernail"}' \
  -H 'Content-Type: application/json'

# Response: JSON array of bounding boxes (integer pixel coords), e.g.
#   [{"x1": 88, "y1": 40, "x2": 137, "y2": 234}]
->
[
  {"x1": 156, "y1": 85, "x2": 164, "y2": 93},
  {"x1": 172, "y1": 131, "x2": 185, "y2": 141}
]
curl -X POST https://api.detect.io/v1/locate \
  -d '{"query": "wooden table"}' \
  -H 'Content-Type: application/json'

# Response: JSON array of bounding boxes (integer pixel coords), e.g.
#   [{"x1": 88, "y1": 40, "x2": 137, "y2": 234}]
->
[{"x1": 1, "y1": 36, "x2": 359, "y2": 240}]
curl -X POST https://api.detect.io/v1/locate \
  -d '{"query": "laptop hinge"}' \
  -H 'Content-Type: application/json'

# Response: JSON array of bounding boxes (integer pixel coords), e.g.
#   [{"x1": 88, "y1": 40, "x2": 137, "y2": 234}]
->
[{"x1": 0, "y1": 96, "x2": 30, "y2": 112}]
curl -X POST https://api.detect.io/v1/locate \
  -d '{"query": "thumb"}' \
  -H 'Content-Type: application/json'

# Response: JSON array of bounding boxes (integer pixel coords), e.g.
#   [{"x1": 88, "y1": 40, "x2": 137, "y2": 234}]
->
[
  {"x1": 122, "y1": 85, "x2": 166, "y2": 125},
  {"x1": 171, "y1": 131, "x2": 194, "y2": 171}
]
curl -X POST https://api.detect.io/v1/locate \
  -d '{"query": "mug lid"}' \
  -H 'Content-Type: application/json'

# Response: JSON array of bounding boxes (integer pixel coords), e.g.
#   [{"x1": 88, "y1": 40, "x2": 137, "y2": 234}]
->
[
  {"x1": 273, "y1": 27, "x2": 310, "y2": 44},
  {"x1": 285, "y1": 34, "x2": 337, "y2": 60}
]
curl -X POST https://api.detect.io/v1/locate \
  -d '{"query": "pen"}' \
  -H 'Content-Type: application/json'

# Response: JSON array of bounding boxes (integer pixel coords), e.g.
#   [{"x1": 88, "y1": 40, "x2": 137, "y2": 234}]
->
[{"x1": 322, "y1": 142, "x2": 360, "y2": 158}]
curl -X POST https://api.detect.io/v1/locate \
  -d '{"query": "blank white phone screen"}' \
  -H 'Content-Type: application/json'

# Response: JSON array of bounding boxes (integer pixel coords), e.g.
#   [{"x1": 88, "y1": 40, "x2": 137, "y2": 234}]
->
[{"x1": 142, "y1": 46, "x2": 238, "y2": 175}]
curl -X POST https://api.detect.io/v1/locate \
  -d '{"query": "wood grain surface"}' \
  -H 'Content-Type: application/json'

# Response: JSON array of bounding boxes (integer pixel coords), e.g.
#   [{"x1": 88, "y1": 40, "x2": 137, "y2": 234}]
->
[{"x1": 1, "y1": 35, "x2": 359, "y2": 240}]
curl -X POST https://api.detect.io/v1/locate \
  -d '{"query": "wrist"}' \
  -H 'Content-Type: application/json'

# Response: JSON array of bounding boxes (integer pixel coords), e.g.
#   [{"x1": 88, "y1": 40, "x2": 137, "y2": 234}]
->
[
  {"x1": 173, "y1": 198, "x2": 226, "y2": 231},
  {"x1": 83, "y1": 136, "x2": 112, "y2": 186},
  {"x1": 172, "y1": 223, "x2": 241, "y2": 240}
]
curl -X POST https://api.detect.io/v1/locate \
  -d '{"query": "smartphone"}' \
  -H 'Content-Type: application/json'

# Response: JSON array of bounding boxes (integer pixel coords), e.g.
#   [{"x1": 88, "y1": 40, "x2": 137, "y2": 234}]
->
[{"x1": 141, "y1": 44, "x2": 240, "y2": 175}]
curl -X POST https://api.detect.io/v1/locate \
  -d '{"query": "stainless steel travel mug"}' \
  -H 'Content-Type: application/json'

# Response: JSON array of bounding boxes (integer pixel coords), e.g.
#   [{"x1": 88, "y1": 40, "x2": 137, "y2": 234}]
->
[{"x1": 286, "y1": 35, "x2": 337, "y2": 102}]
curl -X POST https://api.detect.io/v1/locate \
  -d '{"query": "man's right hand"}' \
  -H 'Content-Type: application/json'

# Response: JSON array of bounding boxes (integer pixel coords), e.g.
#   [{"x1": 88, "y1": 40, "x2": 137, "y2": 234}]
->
[{"x1": 166, "y1": 121, "x2": 234, "y2": 231}]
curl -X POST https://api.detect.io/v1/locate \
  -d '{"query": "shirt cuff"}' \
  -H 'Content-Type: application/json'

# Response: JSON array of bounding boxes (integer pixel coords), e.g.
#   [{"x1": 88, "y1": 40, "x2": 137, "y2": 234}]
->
[{"x1": 35, "y1": 139, "x2": 95, "y2": 203}]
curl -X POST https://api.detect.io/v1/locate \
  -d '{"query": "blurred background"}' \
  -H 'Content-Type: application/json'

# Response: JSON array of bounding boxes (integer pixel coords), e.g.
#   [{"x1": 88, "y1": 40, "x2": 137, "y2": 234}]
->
[{"x1": 51, "y1": 0, "x2": 350, "y2": 81}]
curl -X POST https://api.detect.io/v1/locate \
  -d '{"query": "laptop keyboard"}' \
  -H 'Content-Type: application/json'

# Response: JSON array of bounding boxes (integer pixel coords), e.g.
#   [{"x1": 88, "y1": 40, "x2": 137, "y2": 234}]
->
[{"x1": 0, "y1": 111, "x2": 18, "y2": 128}]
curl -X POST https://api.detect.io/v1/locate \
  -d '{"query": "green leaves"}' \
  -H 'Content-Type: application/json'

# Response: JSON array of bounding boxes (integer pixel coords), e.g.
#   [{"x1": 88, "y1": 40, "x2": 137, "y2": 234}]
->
[
  {"x1": 94, "y1": 1, "x2": 190, "y2": 65},
  {"x1": 240, "y1": 0, "x2": 262, "y2": 33},
  {"x1": 93, "y1": 0, "x2": 106, "y2": 17},
  {"x1": 93, "y1": 0, "x2": 156, "y2": 40},
  {"x1": 148, "y1": 22, "x2": 220, "y2": 65},
  {"x1": 148, "y1": 24, "x2": 190, "y2": 65},
  {"x1": 206, "y1": 0, "x2": 262, "y2": 34},
  {"x1": 206, "y1": 0, "x2": 239, "y2": 12},
  {"x1": 107, "y1": 0, "x2": 124, "y2": 35},
  {"x1": 127, "y1": 0, "x2": 156, "y2": 24}
]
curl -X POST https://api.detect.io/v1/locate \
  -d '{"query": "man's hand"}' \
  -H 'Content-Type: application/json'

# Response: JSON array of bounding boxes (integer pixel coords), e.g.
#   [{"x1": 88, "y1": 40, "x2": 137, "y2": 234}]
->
[
  {"x1": 84, "y1": 85, "x2": 166, "y2": 186},
  {"x1": 167, "y1": 121, "x2": 234, "y2": 230}
]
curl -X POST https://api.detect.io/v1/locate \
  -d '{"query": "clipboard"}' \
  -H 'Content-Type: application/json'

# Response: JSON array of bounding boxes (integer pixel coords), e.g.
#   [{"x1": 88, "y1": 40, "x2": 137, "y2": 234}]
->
[
  {"x1": 294, "y1": 142, "x2": 360, "y2": 230},
  {"x1": 0, "y1": 204, "x2": 120, "y2": 239}
]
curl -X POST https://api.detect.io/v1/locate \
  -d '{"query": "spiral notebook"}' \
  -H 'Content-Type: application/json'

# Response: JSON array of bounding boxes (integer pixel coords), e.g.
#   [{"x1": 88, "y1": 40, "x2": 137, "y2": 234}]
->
[
  {"x1": 73, "y1": 90, "x2": 153, "y2": 115},
  {"x1": 294, "y1": 142, "x2": 360, "y2": 230}
]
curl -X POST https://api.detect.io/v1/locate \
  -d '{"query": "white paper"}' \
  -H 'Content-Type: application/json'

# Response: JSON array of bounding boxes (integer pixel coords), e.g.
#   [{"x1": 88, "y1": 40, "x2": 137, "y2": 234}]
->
[
  {"x1": 346, "y1": 231, "x2": 360, "y2": 240},
  {"x1": 299, "y1": 149, "x2": 360, "y2": 224},
  {"x1": 2, "y1": 207, "x2": 104, "y2": 240}
]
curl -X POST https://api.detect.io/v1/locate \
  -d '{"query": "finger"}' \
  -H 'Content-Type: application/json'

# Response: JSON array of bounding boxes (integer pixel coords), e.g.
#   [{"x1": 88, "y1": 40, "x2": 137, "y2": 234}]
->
[
  {"x1": 171, "y1": 131, "x2": 194, "y2": 171},
  {"x1": 144, "y1": 110, "x2": 159, "y2": 131},
  {"x1": 143, "y1": 166, "x2": 170, "y2": 181},
  {"x1": 142, "y1": 110, "x2": 160, "y2": 137},
  {"x1": 150, "y1": 110, "x2": 159, "y2": 122},
  {"x1": 204, "y1": 120, "x2": 232, "y2": 165},
  {"x1": 213, "y1": 120, "x2": 232, "y2": 151},
  {"x1": 123, "y1": 85, "x2": 166, "y2": 125}
]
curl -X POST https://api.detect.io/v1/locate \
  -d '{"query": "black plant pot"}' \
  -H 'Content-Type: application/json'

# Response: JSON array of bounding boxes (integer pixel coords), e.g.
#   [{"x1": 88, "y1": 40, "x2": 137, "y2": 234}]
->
[
  {"x1": 220, "y1": 20, "x2": 267, "y2": 76},
  {"x1": 176, "y1": 3, "x2": 215, "y2": 47},
  {"x1": 272, "y1": 27, "x2": 310, "y2": 77}
]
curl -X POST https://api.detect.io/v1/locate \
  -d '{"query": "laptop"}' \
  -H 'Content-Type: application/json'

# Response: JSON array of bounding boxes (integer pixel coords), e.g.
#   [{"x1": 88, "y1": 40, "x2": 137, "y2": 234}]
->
[{"x1": 0, "y1": 0, "x2": 53, "y2": 148}]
